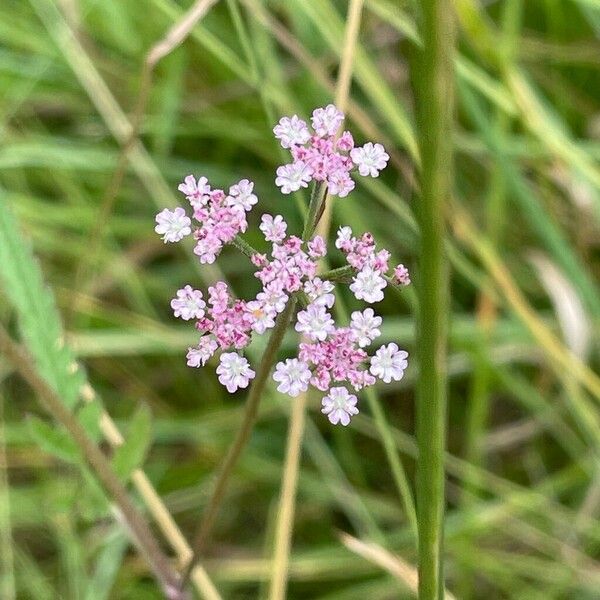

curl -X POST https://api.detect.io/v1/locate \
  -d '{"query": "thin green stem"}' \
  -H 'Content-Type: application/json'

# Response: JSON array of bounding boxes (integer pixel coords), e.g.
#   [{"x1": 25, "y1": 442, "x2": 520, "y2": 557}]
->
[
  {"x1": 302, "y1": 182, "x2": 327, "y2": 241},
  {"x1": 179, "y1": 297, "x2": 297, "y2": 591},
  {"x1": 232, "y1": 234, "x2": 261, "y2": 259},
  {"x1": 0, "y1": 326, "x2": 182, "y2": 595},
  {"x1": 411, "y1": 0, "x2": 455, "y2": 598}
]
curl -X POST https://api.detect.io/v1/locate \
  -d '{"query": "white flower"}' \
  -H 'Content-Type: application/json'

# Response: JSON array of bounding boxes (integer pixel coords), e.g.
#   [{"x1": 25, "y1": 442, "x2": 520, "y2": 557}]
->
[
  {"x1": 303, "y1": 277, "x2": 335, "y2": 308},
  {"x1": 321, "y1": 387, "x2": 359, "y2": 426},
  {"x1": 171, "y1": 285, "x2": 206, "y2": 321},
  {"x1": 227, "y1": 179, "x2": 258, "y2": 211},
  {"x1": 350, "y1": 142, "x2": 389, "y2": 177},
  {"x1": 311, "y1": 104, "x2": 344, "y2": 137},
  {"x1": 178, "y1": 175, "x2": 210, "y2": 208},
  {"x1": 246, "y1": 300, "x2": 277, "y2": 334},
  {"x1": 259, "y1": 214, "x2": 288, "y2": 242},
  {"x1": 273, "y1": 115, "x2": 311, "y2": 149},
  {"x1": 350, "y1": 308, "x2": 382, "y2": 347},
  {"x1": 155, "y1": 207, "x2": 192, "y2": 243},
  {"x1": 335, "y1": 226, "x2": 353, "y2": 249},
  {"x1": 272, "y1": 358, "x2": 311, "y2": 397},
  {"x1": 275, "y1": 161, "x2": 313, "y2": 194},
  {"x1": 216, "y1": 352, "x2": 255, "y2": 393},
  {"x1": 369, "y1": 343, "x2": 408, "y2": 383},
  {"x1": 256, "y1": 283, "x2": 289, "y2": 313},
  {"x1": 350, "y1": 266, "x2": 387, "y2": 303},
  {"x1": 295, "y1": 303, "x2": 335, "y2": 341},
  {"x1": 186, "y1": 337, "x2": 218, "y2": 367}
]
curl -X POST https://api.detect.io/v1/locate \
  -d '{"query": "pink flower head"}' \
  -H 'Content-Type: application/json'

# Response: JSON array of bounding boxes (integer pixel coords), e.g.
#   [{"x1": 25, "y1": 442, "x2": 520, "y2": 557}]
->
[
  {"x1": 216, "y1": 352, "x2": 255, "y2": 393},
  {"x1": 186, "y1": 337, "x2": 218, "y2": 367},
  {"x1": 227, "y1": 179, "x2": 258, "y2": 211},
  {"x1": 171, "y1": 285, "x2": 206, "y2": 321},
  {"x1": 295, "y1": 303, "x2": 335, "y2": 341},
  {"x1": 303, "y1": 277, "x2": 335, "y2": 308},
  {"x1": 321, "y1": 387, "x2": 359, "y2": 426},
  {"x1": 273, "y1": 358, "x2": 311, "y2": 397},
  {"x1": 178, "y1": 175, "x2": 210, "y2": 208},
  {"x1": 394, "y1": 264, "x2": 411, "y2": 286},
  {"x1": 311, "y1": 104, "x2": 344, "y2": 137},
  {"x1": 155, "y1": 207, "x2": 191, "y2": 243},
  {"x1": 260, "y1": 214, "x2": 287, "y2": 242},
  {"x1": 350, "y1": 308, "x2": 382, "y2": 348},
  {"x1": 307, "y1": 235, "x2": 326, "y2": 258},
  {"x1": 274, "y1": 115, "x2": 311, "y2": 149}
]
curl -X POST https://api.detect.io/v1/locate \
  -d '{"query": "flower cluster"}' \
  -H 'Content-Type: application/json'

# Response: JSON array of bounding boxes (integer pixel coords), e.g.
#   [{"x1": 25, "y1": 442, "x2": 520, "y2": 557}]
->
[
  {"x1": 273, "y1": 298, "x2": 408, "y2": 425},
  {"x1": 155, "y1": 176, "x2": 257, "y2": 264},
  {"x1": 274, "y1": 104, "x2": 389, "y2": 197},
  {"x1": 335, "y1": 226, "x2": 409, "y2": 304},
  {"x1": 155, "y1": 105, "x2": 410, "y2": 427}
]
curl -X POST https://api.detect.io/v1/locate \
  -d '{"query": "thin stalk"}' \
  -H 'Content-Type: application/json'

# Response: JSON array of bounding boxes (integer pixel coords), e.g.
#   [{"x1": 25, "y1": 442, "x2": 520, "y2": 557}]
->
[
  {"x1": 268, "y1": 391, "x2": 308, "y2": 600},
  {"x1": 302, "y1": 182, "x2": 328, "y2": 241},
  {"x1": 0, "y1": 326, "x2": 182, "y2": 595},
  {"x1": 411, "y1": 0, "x2": 455, "y2": 598},
  {"x1": 180, "y1": 297, "x2": 297, "y2": 590}
]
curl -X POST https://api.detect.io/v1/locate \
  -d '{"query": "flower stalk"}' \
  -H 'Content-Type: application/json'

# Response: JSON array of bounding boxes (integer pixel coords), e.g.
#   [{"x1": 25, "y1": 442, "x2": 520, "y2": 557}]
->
[{"x1": 411, "y1": 0, "x2": 455, "y2": 598}]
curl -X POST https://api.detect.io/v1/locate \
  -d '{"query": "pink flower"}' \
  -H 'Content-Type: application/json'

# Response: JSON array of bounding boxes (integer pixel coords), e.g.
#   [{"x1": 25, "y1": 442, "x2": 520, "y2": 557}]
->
[
  {"x1": 260, "y1": 214, "x2": 288, "y2": 242},
  {"x1": 394, "y1": 264, "x2": 411, "y2": 286},
  {"x1": 186, "y1": 337, "x2": 218, "y2": 367},
  {"x1": 311, "y1": 104, "x2": 344, "y2": 137},
  {"x1": 275, "y1": 161, "x2": 313, "y2": 194},
  {"x1": 246, "y1": 300, "x2": 277, "y2": 334},
  {"x1": 272, "y1": 358, "x2": 311, "y2": 397},
  {"x1": 227, "y1": 179, "x2": 258, "y2": 211},
  {"x1": 178, "y1": 175, "x2": 210, "y2": 208},
  {"x1": 350, "y1": 308, "x2": 382, "y2": 348},
  {"x1": 273, "y1": 115, "x2": 311, "y2": 148},
  {"x1": 155, "y1": 208, "x2": 191, "y2": 243},
  {"x1": 303, "y1": 278, "x2": 335, "y2": 308},
  {"x1": 370, "y1": 343, "x2": 408, "y2": 383},
  {"x1": 216, "y1": 352, "x2": 255, "y2": 393},
  {"x1": 335, "y1": 226, "x2": 354, "y2": 250},
  {"x1": 321, "y1": 387, "x2": 359, "y2": 426},
  {"x1": 350, "y1": 142, "x2": 389, "y2": 177},
  {"x1": 171, "y1": 285, "x2": 206, "y2": 321},
  {"x1": 295, "y1": 303, "x2": 335, "y2": 341},
  {"x1": 307, "y1": 235, "x2": 326, "y2": 258}
]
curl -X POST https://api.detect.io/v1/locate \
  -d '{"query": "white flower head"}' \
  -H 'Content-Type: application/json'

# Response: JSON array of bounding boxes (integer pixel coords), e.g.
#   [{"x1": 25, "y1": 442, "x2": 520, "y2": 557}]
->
[
  {"x1": 272, "y1": 358, "x2": 311, "y2": 397},
  {"x1": 227, "y1": 178, "x2": 258, "y2": 211},
  {"x1": 273, "y1": 115, "x2": 311, "y2": 149},
  {"x1": 155, "y1": 207, "x2": 192, "y2": 243},
  {"x1": 303, "y1": 277, "x2": 335, "y2": 308},
  {"x1": 350, "y1": 308, "x2": 382, "y2": 347},
  {"x1": 216, "y1": 352, "x2": 255, "y2": 393},
  {"x1": 350, "y1": 142, "x2": 390, "y2": 177},
  {"x1": 259, "y1": 214, "x2": 288, "y2": 242},
  {"x1": 369, "y1": 343, "x2": 408, "y2": 383},
  {"x1": 275, "y1": 161, "x2": 313, "y2": 194},
  {"x1": 350, "y1": 266, "x2": 387, "y2": 303},
  {"x1": 321, "y1": 387, "x2": 359, "y2": 426},
  {"x1": 311, "y1": 104, "x2": 344, "y2": 137},
  {"x1": 295, "y1": 303, "x2": 335, "y2": 341},
  {"x1": 171, "y1": 285, "x2": 206, "y2": 321},
  {"x1": 246, "y1": 300, "x2": 277, "y2": 334},
  {"x1": 186, "y1": 337, "x2": 218, "y2": 367}
]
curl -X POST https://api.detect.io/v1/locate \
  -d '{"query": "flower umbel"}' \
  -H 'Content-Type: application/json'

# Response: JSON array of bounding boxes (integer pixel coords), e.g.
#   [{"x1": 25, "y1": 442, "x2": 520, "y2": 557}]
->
[{"x1": 155, "y1": 106, "x2": 410, "y2": 426}]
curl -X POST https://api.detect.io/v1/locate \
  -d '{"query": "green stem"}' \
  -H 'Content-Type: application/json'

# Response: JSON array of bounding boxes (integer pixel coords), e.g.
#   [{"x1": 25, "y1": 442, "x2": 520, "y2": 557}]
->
[
  {"x1": 231, "y1": 234, "x2": 261, "y2": 259},
  {"x1": 411, "y1": 1, "x2": 455, "y2": 598},
  {"x1": 302, "y1": 182, "x2": 327, "y2": 241},
  {"x1": 320, "y1": 264, "x2": 355, "y2": 282},
  {"x1": 179, "y1": 297, "x2": 297, "y2": 590},
  {"x1": 0, "y1": 326, "x2": 182, "y2": 595}
]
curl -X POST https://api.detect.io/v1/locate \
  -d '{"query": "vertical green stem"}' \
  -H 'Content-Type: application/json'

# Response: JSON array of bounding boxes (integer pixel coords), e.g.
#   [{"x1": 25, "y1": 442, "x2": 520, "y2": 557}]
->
[{"x1": 411, "y1": 1, "x2": 455, "y2": 599}]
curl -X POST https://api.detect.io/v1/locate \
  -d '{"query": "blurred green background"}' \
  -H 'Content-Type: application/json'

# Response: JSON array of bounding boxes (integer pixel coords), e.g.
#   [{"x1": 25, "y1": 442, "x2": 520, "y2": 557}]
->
[{"x1": 2, "y1": 0, "x2": 600, "y2": 598}]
